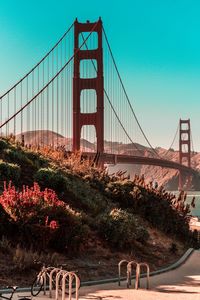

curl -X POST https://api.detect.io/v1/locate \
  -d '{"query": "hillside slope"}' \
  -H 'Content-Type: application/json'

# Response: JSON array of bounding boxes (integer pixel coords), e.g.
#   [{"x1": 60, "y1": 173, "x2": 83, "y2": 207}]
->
[{"x1": 0, "y1": 137, "x2": 197, "y2": 287}]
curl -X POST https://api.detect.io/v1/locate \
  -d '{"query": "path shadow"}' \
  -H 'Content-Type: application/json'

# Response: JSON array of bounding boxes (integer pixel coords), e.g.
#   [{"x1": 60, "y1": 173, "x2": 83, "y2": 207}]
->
[
  {"x1": 150, "y1": 273, "x2": 200, "y2": 294},
  {"x1": 84, "y1": 295, "x2": 122, "y2": 299}
]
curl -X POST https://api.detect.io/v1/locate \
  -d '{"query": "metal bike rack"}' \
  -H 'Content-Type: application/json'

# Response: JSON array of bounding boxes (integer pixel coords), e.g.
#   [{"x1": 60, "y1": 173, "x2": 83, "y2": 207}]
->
[
  {"x1": 137, "y1": 263, "x2": 150, "y2": 290},
  {"x1": 127, "y1": 261, "x2": 140, "y2": 289},
  {"x1": 49, "y1": 268, "x2": 62, "y2": 298},
  {"x1": 43, "y1": 267, "x2": 55, "y2": 295},
  {"x1": 118, "y1": 260, "x2": 129, "y2": 286},
  {"x1": 118, "y1": 259, "x2": 150, "y2": 290},
  {"x1": 61, "y1": 272, "x2": 80, "y2": 300},
  {"x1": 55, "y1": 270, "x2": 68, "y2": 300}
]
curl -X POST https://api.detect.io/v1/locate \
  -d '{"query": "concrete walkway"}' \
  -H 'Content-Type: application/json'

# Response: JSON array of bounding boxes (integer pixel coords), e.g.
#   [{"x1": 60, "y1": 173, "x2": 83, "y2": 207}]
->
[
  {"x1": 17, "y1": 250, "x2": 200, "y2": 300},
  {"x1": 78, "y1": 250, "x2": 200, "y2": 299}
]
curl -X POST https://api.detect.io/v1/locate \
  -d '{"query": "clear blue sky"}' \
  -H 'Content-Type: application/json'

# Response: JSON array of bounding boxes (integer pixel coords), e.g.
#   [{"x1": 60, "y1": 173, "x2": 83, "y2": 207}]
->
[{"x1": 0, "y1": 0, "x2": 200, "y2": 150}]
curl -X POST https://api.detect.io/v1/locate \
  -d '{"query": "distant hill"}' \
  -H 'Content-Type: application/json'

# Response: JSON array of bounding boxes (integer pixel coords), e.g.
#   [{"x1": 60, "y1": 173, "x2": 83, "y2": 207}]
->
[
  {"x1": 17, "y1": 130, "x2": 150, "y2": 154},
  {"x1": 16, "y1": 130, "x2": 200, "y2": 190},
  {"x1": 16, "y1": 130, "x2": 95, "y2": 151}
]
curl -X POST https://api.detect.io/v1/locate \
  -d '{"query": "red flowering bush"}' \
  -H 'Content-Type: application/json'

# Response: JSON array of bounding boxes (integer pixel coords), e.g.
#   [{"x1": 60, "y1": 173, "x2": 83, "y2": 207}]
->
[
  {"x1": 0, "y1": 182, "x2": 66, "y2": 222},
  {"x1": 0, "y1": 182, "x2": 88, "y2": 252}
]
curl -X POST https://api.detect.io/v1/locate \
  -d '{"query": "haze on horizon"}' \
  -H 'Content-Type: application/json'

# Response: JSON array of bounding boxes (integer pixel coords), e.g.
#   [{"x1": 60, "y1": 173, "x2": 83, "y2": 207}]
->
[{"x1": 0, "y1": 0, "x2": 200, "y2": 150}]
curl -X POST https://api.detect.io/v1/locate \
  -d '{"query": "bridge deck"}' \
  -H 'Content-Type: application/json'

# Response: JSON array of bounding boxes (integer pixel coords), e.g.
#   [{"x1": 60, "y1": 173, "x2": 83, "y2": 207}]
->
[{"x1": 84, "y1": 152, "x2": 196, "y2": 174}]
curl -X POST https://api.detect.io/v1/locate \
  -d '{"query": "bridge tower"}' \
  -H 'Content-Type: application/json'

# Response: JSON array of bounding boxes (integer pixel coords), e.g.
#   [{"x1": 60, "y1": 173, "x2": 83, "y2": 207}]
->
[
  {"x1": 179, "y1": 119, "x2": 191, "y2": 190},
  {"x1": 73, "y1": 18, "x2": 104, "y2": 153}
]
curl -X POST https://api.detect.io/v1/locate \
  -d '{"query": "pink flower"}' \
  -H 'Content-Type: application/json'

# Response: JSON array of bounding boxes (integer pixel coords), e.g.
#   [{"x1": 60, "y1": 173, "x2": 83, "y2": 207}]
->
[{"x1": 49, "y1": 220, "x2": 59, "y2": 230}]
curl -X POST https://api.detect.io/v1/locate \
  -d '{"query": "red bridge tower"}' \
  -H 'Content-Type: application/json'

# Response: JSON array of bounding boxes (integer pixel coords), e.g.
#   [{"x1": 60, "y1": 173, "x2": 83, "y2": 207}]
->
[
  {"x1": 179, "y1": 119, "x2": 191, "y2": 190},
  {"x1": 73, "y1": 18, "x2": 104, "y2": 153}
]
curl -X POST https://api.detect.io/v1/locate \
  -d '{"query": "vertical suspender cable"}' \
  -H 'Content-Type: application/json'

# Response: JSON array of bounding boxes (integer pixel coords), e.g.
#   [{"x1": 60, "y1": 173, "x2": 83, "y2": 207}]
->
[
  {"x1": 7, "y1": 93, "x2": 9, "y2": 137},
  {"x1": 47, "y1": 55, "x2": 49, "y2": 146},
  {"x1": 37, "y1": 65, "x2": 40, "y2": 146},
  {"x1": 52, "y1": 50, "x2": 54, "y2": 147},
  {"x1": 21, "y1": 82, "x2": 23, "y2": 142},
  {"x1": 56, "y1": 46, "x2": 59, "y2": 146},
  {"x1": 14, "y1": 88, "x2": 16, "y2": 138}
]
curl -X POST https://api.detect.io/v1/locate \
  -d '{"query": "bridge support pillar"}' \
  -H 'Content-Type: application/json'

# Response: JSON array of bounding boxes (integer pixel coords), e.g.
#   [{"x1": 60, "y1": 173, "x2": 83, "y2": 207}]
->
[
  {"x1": 73, "y1": 18, "x2": 104, "y2": 153},
  {"x1": 179, "y1": 119, "x2": 191, "y2": 190}
]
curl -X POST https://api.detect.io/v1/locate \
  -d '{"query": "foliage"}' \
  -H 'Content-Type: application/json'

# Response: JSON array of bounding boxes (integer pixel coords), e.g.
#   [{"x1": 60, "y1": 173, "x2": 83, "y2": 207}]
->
[
  {"x1": 100, "y1": 175, "x2": 194, "y2": 242},
  {"x1": 0, "y1": 236, "x2": 13, "y2": 254},
  {"x1": 25, "y1": 151, "x2": 48, "y2": 169},
  {"x1": 0, "y1": 160, "x2": 20, "y2": 186},
  {"x1": 34, "y1": 168, "x2": 67, "y2": 194},
  {"x1": 0, "y1": 139, "x2": 9, "y2": 151},
  {"x1": 5, "y1": 148, "x2": 33, "y2": 166},
  {"x1": 169, "y1": 242, "x2": 178, "y2": 254},
  {"x1": 13, "y1": 245, "x2": 59, "y2": 271},
  {"x1": 0, "y1": 182, "x2": 88, "y2": 252},
  {"x1": 0, "y1": 138, "x2": 195, "y2": 252},
  {"x1": 104, "y1": 180, "x2": 134, "y2": 207},
  {"x1": 98, "y1": 208, "x2": 149, "y2": 250}
]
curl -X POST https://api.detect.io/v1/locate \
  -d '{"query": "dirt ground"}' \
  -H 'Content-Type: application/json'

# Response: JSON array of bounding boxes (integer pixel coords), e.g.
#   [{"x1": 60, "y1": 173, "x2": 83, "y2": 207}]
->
[{"x1": 0, "y1": 227, "x2": 186, "y2": 288}]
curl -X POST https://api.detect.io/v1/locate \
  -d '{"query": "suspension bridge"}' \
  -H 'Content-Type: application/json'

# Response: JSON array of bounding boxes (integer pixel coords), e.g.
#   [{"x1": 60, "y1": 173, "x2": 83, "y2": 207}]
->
[{"x1": 0, "y1": 18, "x2": 198, "y2": 190}]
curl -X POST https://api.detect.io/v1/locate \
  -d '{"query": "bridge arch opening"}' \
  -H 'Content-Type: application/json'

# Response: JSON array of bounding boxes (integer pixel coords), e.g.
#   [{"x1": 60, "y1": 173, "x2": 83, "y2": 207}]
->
[
  {"x1": 78, "y1": 32, "x2": 98, "y2": 50},
  {"x1": 80, "y1": 125, "x2": 97, "y2": 152},
  {"x1": 181, "y1": 144, "x2": 189, "y2": 153},
  {"x1": 79, "y1": 59, "x2": 97, "y2": 78},
  {"x1": 80, "y1": 89, "x2": 97, "y2": 113}
]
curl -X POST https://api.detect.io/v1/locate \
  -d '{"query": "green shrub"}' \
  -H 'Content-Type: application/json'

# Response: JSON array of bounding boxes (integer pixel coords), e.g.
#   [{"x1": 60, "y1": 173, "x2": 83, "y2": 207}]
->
[
  {"x1": 0, "y1": 160, "x2": 20, "y2": 184},
  {"x1": 104, "y1": 180, "x2": 134, "y2": 207},
  {"x1": 26, "y1": 151, "x2": 48, "y2": 169},
  {"x1": 103, "y1": 175, "x2": 192, "y2": 243},
  {"x1": 34, "y1": 168, "x2": 67, "y2": 193},
  {"x1": 19, "y1": 204, "x2": 89, "y2": 252},
  {"x1": 5, "y1": 148, "x2": 33, "y2": 166},
  {"x1": 0, "y1": 139, "x2": 8, "y2": 151},
  {"x1": 98, "y1": 208, "x2": 149, "y2": 250},
  {"x1": 0, "y1": 204, "x2": 14, "y2": 239}
]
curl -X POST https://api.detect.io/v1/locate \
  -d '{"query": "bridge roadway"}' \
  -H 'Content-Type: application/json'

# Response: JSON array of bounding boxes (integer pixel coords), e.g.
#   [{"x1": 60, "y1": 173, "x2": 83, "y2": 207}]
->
[
  {"x1": 15, "y1": 250, "x2": 200, "y2": 300},
  {"x1": 84, "y1": 152, "x2": 196, "y2": 174}
]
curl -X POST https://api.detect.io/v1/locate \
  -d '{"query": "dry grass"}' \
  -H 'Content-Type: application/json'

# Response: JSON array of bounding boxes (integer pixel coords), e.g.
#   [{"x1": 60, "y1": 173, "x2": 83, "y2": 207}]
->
[
  {"x1": 0, "y1": 236, "x2": 13, "y2": 254},
  {"x1": 13, "y1": 245, "x2": 59, "y2": 271}
]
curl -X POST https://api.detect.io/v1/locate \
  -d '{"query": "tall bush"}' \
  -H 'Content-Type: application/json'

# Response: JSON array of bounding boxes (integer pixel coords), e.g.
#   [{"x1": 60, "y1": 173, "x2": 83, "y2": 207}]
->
[
  {"x1": 34, "y1": 168, "x2": 67, "y2": 193},
  {"x1": 98, "y1": 208, "x2": 149, "y2": 250},
  {"x1": 0, "y1": 182, "x2": 88, "y2": 252},
  {"x1": 0, "y1": 161, "x2": 20, "y2": 185}
]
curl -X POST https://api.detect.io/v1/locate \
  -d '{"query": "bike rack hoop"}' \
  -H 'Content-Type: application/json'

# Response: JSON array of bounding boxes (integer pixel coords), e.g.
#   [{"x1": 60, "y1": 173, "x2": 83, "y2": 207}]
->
[
  {"x1": 55, "y1": 270, "x2": 68, "y2": 300},
  {"x1": 127, "y1": 261, "x2": 140, "y2": 289},
  {"x1": 61, "y1": 272, "x2": 80, "y2": 300},
  {"x1": 49, "y1": 267, "x2": 63, "y2": 298},
  {"x1": 118, "y1": 260, "x2": 129, "y2": 286},
  {"x1": 138, "y1": 262, "x2": 150, "y2": 290}
]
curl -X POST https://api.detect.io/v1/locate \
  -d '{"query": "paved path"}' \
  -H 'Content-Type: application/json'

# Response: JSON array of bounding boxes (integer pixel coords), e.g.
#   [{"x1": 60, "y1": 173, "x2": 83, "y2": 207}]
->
[
  {"x1": 17, "y1": 250, "x2": 200, "y2": 300},
  {"x1": 77, "y1": 250, "x2": 200, "y2": 299}
]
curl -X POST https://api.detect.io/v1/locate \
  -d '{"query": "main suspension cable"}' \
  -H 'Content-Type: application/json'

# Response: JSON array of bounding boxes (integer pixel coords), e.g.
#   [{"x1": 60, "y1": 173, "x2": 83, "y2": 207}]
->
[
  {"x1": 162, "y1": 123, "x2": 179, "y2": 158},
  {"x1": 80, "y1": 32, "x2": 144, "y2": 155},
  {"x1": 0, "y1": 22, "x2": 74, "y2": 100},
  {"x1": 0, "y1": 22, "x2": 98, "y2": 130},
  {"x1": 102, "y1": 26, "x2": 160, "y2": 158}
]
